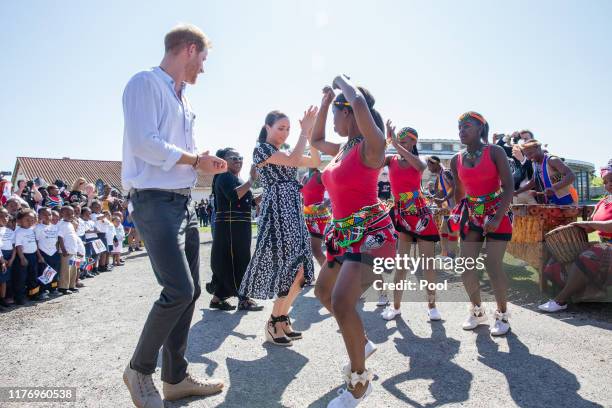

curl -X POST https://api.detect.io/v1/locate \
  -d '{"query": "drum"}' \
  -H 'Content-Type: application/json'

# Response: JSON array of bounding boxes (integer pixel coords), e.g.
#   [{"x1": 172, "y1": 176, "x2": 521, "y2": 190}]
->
[{"x1": 544, "y1": 224, "x2": 589, "y2": 264}]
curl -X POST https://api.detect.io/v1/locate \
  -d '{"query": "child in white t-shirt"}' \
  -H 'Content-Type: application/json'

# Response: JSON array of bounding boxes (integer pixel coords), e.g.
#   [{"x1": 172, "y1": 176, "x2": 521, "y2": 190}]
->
[
  {"x1": 0, "y1": 208, "x2": 16, "y2": 307},
  {"x1": 34, "y1": 207, "x2": 60, "y2": 294},
  {"x1": 92, "y1": 202, "x2": 110, "y2": 272},
  {"x1": 15, "y1": 209, "x2": 46, "y2": 303},
  {"x1": 57, "y1": 206, "x2": 80, "y2": 294},
  {"x1": 80, "y1": 207, "x2": 100, "y2": 276},
  {"x1": 111, "y1": 216, "x2": 125, "y2": 266}
]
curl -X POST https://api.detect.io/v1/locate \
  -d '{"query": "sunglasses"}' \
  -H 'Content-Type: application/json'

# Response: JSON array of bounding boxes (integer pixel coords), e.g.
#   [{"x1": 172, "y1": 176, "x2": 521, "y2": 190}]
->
[
  {"x1": 228, "y1": 156, "x2": 243, "y2": 162},
  {"x1": 333, "y1": 101, "x2": 351, "y2": 107}
]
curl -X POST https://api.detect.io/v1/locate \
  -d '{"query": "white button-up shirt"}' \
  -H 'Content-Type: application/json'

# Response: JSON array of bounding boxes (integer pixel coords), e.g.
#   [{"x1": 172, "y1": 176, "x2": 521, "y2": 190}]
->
[{"x1": 122, "y1": 67, "x2": 198, "y2": 190}]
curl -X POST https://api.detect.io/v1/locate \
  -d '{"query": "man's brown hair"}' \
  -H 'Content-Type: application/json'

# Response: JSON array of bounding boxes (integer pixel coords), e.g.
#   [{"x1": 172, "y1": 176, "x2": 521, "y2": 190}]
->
[{"x1": 164, "y1": 24, "x2": 211, "y2": 54}]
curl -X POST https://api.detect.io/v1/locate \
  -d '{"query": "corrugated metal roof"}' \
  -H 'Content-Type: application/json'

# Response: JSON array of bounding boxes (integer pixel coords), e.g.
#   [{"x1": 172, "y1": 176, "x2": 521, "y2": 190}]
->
[{"x1": 12, "y1": 157, "x2": 212, "y2": 190}]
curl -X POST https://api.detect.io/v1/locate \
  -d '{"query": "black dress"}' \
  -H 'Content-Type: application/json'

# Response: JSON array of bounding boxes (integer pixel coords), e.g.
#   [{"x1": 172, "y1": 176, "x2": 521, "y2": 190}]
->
[
  {"x1": 239, "y1": 142, "x2": 314, "y2": 299},
  {"x1": 208, "y1": 172, "x2": 253, "y2": 300}
]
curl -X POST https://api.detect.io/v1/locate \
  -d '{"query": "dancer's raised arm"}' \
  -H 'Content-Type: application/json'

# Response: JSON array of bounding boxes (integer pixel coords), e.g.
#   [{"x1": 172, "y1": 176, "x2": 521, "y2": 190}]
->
[{"x1": 311, "y1": 86, "x2": 341, "y2": 156}]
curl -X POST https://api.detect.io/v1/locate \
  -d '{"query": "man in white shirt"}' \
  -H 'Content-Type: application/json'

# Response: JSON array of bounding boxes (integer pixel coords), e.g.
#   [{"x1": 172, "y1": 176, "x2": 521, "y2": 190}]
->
[{"x1": 121, "y1": 24, "x2": 227, "y2": 408}]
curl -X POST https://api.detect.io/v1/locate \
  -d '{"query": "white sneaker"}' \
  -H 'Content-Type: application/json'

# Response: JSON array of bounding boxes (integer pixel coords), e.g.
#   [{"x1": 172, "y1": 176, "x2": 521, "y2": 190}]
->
[
  {"x1": 364, "y1": 339, "x2": 377, "y2": 360},
  {"x1": 538, "y1": 300, "x2": 567, "y2": 313},
  {"x1": 462, "y1": 305, "x2": 488, "y2": 330},
  {"x1": 490, "y1": 310, "x2": 511, "y2": 336},
  {"x1": 123, "y1": 363, "x2": 163, "y2": 408},
  {"x1": 327, "y1": 383, "x2": 372, "y2": 408},
  {"x1": 381, "y1": 306, "x2": 401, "y2": 321},
  {"x1": 375, "y1": 294, "x2": 389, "y2": 307},
  {"x1": 428, "y1": 307, "x2": 442, "y2": 321},
  {"x1": 342, "y1": 340, "x2": 378, "y2": 376}
]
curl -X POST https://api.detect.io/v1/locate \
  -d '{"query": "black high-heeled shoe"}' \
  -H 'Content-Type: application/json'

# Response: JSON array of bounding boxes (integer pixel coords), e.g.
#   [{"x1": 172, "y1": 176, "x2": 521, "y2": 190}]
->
[
  {"x1": 265, "y1": 315, "x2": 292, "y2": 346},
  {"x1": 278, "y1": 315, "x2": 302, "y2": 340}
]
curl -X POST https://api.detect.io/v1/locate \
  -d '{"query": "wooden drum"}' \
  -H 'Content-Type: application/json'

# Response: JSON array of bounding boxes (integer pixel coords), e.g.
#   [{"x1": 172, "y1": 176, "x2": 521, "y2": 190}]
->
[{"x1": 544, "y1": 224, "x2": 589, "y2": 264}]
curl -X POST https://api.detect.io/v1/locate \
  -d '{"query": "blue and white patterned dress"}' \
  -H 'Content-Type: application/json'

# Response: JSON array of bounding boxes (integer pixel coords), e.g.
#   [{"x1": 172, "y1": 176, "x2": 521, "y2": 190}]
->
[{"x1": 239, "y1": 142, "x2": 314, "y2": 299}]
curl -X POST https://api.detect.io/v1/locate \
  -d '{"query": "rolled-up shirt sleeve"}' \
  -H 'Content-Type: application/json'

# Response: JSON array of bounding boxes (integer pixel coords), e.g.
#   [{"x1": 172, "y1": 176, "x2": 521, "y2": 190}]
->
[{"x1": 123, "y1": 75, "x2": 184, "y2": 171}]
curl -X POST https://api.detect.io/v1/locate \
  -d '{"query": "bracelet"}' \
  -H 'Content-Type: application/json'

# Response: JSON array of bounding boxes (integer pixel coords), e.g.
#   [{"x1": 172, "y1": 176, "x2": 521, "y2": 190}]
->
[{"x1": 192, "y1": 155, "x2": 200, "y2": 168}]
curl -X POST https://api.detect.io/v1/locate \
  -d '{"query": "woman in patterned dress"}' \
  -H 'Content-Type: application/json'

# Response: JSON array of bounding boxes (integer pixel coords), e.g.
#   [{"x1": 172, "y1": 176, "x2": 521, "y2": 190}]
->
[{"x1": 239, "y1": 107, "x2": 320, "y2": 346}]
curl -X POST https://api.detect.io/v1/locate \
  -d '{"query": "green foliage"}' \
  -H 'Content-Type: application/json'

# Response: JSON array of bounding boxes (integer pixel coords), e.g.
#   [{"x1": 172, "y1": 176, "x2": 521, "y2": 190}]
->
[{"x1": 591, "y1": 176, "x2": 603, "y2": 187}]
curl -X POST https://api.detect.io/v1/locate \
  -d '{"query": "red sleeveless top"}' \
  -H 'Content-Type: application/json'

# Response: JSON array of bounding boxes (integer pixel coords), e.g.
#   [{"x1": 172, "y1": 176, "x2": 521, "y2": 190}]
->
[
  {"x1": 302, "y1": 172, "x2": 325, "y2": 206},
  {"x1": 388, "y1": 155, "x2": 422, "y2": 200},
  {"x1": 592, "y1": 196, "x2": 612, "y2": 240},
  {"x1": 457, "y1": 145, "x2": 500, "y2": 197},
  {"x1": 322, "y1": 141, "x2": 380, "y2": 219}
]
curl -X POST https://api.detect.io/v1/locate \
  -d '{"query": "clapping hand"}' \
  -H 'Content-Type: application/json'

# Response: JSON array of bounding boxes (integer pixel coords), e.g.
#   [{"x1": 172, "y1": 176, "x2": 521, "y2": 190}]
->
[
  {"x1": 197, "y1": 151, "x2": 227, "y2": 175},
  {"x1": 321, "y1": 86, "x2": 335, "y2": 107},
  {"x1": 299, "y1": 105, "x2": 319, "y2": 139},
  {"x1": 386, "y1": 119, "x2": 399, "y2": 148}
]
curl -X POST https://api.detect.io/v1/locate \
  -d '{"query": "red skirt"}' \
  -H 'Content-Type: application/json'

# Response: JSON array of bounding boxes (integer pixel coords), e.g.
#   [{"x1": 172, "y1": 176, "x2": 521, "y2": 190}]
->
[
  {"x1": 390, "y1": 196, "x2": 439, "y2": 242},
  {"x1": 304, "y1": 203, "x2": 331, "y2": 239},
  {"x1": 459, "y1": 193, "x2": 513, "y2": 241},
  {"x1": 325, "y1": 203, "x2": 397, "y2": 267}
]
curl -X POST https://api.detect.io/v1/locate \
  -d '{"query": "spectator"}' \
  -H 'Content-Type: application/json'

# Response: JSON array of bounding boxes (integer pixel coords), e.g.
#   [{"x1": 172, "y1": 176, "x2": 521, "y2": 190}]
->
[
  {"x1": 51, "y1": 210, "x2": 60, "y2": 225},
  {"x1": 515, "y1": 140, "x2": 577, "y2": 205},
  {"x1": 80, "y1": 207, "x2": 99, "y2": 276},
  {"x1": 111, "y1": 216, "x2": 125, "y2": 267},
  {"x1": 68, "y1": 178, "x2": 88, "y2": 206},
  {"x1": 207, "y1": 196, "x2": 215, "y2": 234},
  {"x1": 509, "y1": 130, "x2": 537, "y2": 204},
  {"x1": 0, "y1": 208, "x2": 16, "y2": 308},
  {"x1": 43, "y1": 185, "x2": 64, "y2": 209},
  {"x1": 16, "y1": 180, "x2": 41, "y2": 207},
  {"x1": 99, "y1": 185, "x2": 114, "y2": 212},
  {"x1": 377, "y1": 169, "x2": 392, "y2": 201},
  {"x1": 5, "y1": 197, "x2": 23, "y2": 217},
  {"x1": 35, "y1": 207, "x2": 61, "y2": 294},
  {"x1": 57, "y1": 206, "x2": 80, "y2": 295},
  {"x1": 14, "y1": 208, "x2": 45, "y2": 303},
  {"x1": 84, "y1": 183, "x2": 97, "y2": 207}
]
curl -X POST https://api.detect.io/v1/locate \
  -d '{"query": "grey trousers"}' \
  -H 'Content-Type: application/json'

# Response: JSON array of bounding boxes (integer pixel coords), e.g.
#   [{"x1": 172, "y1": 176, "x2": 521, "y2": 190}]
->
[{"x1": 129, "y1": 189, "x2": 200, "y2": 384}]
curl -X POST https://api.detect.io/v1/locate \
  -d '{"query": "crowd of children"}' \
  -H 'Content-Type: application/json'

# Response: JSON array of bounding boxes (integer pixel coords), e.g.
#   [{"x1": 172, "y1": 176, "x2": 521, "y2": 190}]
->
[{"x1": 0, "y1": 181, "x2": 138, "y2": 310}]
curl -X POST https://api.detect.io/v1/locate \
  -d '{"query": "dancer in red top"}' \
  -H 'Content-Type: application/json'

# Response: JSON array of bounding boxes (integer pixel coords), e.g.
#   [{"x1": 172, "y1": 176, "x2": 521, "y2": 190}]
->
[
  {"x1": 312, "y1": 75, "x2": 396, "y2": 407},
  {"x1": 450, "y1": 111, "x2": 514, "y2": 336},
  {"x1": 380, "y1": 122, "x2": 442, "y2": 322},
  {"x1": 301, "y1": 168, "x2": 330, "y2": 266}
]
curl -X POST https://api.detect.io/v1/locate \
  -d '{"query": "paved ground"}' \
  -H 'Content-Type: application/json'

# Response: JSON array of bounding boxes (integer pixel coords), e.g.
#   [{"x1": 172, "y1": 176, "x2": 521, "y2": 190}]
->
[{"x1": 1, "y1": 232, "x2": 611, "y2": 408}]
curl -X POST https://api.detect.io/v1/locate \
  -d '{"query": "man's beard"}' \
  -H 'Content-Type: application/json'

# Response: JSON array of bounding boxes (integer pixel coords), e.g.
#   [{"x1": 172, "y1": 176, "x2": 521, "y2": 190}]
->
[{"x1": 185, "y1": 64, "x2": 199, "y2": 84}]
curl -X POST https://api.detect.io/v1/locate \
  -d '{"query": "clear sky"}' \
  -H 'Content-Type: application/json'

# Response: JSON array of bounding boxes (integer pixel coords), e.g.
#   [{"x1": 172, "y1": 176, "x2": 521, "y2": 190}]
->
[{"x1": 1, "y1": 0, "x2": 611, "y2": 180}]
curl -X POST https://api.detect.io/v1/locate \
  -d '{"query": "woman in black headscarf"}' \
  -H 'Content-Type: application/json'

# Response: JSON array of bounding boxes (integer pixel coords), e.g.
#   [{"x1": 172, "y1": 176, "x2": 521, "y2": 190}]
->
[{"x1": 207, "y1": 147, "x2": 263, "y2": 311}]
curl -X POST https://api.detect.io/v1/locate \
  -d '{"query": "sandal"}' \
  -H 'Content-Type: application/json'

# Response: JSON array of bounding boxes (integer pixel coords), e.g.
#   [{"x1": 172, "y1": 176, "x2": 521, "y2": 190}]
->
[
  {"x1": 278, "y1": 315, "x2": 302, "y2": 340},
  {"x1": 238, "y1": 299, "x2": 264, "y2": 312},
  {"x1": 209, "y1": 299, "x2": 236, "y2": 311},
  {"x1": 265, "y1": 315, "x2": 292, "y2": 346}
]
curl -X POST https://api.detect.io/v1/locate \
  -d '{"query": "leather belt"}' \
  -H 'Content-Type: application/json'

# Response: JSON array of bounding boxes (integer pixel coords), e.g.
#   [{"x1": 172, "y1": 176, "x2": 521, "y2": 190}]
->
[{"x1": 130, "y1": 187, "x2": 191, "y2": 197}]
